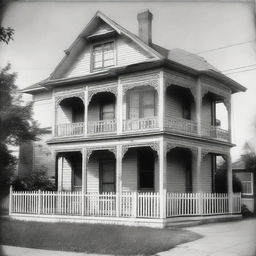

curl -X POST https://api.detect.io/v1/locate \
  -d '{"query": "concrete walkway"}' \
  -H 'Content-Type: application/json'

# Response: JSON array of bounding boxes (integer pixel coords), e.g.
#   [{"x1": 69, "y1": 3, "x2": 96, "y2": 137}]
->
[
  {"x1": 1, "y1": 218, "x2": 255, "y2": 256},
  {"x1": 159, "y1": 218, "x2": 256, "y2": 256}
]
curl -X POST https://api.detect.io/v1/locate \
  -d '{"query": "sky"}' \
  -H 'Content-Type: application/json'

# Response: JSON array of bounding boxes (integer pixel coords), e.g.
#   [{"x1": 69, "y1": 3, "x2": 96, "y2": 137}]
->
[{"x1": 1, "y1": 0, "x2": 256, "y2": 161}]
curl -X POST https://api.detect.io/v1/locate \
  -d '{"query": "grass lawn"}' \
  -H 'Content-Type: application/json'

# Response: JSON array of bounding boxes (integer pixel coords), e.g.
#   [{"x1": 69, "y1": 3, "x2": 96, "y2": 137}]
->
[{"x1": 0, "y1": 217, "x2": 201, "y2": 255}]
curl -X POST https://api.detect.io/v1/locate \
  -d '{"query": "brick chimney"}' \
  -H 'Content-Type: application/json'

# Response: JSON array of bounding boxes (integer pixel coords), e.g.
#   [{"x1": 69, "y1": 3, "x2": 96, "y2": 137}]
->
[{"x1": 137, "y1": 9, "x2": 153, "y2": 45}]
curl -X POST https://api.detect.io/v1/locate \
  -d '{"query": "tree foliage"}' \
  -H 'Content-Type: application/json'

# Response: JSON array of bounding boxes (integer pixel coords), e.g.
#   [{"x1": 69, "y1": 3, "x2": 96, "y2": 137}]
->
[
  {"x1": 241, "y1": 142, "x2": 256, "y2": 171},
  {"x1": 0, "y1": 27, "x2": 14, "y2": 44},
  {"x1": 0, "y1": 64, "x2": 46, "y2": 194}
]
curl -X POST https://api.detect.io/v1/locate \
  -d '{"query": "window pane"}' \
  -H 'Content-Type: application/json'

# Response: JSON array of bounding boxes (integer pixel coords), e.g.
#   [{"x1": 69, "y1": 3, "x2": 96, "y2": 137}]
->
[
  {"x1": 102, "y1": 103, "x2": 115, "y2": 120},
  {"x1": 129, "y1": 92, "x2": 139, "y2": 119},
  {"x1": 143, "y1": 107, "x2": 155, "y2": 117},
  {"x1": 104, "y1": 59, "x2": 114, "y2": 67},
  {"x1": 143, "y1": 91, "x2": 154, "y2": 105}
]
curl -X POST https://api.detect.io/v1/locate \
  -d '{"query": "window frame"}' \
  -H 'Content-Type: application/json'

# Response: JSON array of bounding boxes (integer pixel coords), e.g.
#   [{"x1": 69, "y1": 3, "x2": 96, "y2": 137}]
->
[
  {"x1": 99, "y1": 101, "x2": 115, "y2": 121},
  {"x1": 235, "y1": 172, "x2": 254, "y2": 196},
  {"x1": 99, "y1": 160, "x2": 116, "y2": 194},
  {"x1": 127, "y1": 88, "x2": 157, "y2": 120},
  {"x1": 91, "y1": 40, "x2": 116, "y2": 72}
]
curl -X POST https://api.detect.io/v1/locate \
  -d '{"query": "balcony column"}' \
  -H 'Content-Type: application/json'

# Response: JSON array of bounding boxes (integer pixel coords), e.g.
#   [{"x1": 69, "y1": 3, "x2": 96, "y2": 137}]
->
[
  {"x1": 195, "y1": 78, "x2": 202, "y2": 136},
  {"x1": 159, "y1": 71, "x2": 165, "y2": 131},
  {"x1": 117, "y1": 80, "x2": 123, "y2": 135},
  {"x1": 226, "y1": 152, "x2": 233, "y2": 214},
  {"x1": 84, "y1": 87, "x2": 88, "y2": 136},
  {"x1": 82, "y1": 148, "x2": 88, "y2": 194},
  {"x1": 159, "y1": 139, "x2": 167, "y2": 219},
  {"x1": 116, "y1": 145, "x2": 122, "y2": 217},
  {"x1": 53, "y1": 94, "x2": 56, "y2": 136},
  {"x1": 224, "y1": 97, "x2": 232, "y2": 142}
]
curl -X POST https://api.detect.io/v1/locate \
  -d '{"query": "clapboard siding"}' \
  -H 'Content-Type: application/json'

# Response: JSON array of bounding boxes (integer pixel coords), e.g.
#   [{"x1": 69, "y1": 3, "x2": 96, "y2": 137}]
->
[
  {"x1": 166, "y1": 150, "x2": 187, "y2": 192},
  {"x1": 87, "y1": 155, "x2": 99, "y2": 192},
  {"x1": 88, "y1": 99, "x2": 100, "y2": 122},
  {"x1": 154, "y1": 155, "x2": 159, "y2": 192},
  {"x1": 200, "y1": 154, "x2": 212, "y2": 193},
  {"x1": 165, "y1": 91, "x2": 183, "y2": 119},
  {"x1": 202, "y1": 95, "x2": 212, "y2": 125},
  {"x1": 65, "y1": 35, "x2": 152, "y2": 79},
  {"x1": 33, "y1": 98, "x2": 53, "y2": 128},
  {"x1": 62, "y1": 157, "x2": 72, "y2": 191},
  {"x1": 56, "y1": 104, "x2": 72, "y2": 124},
  {"x1": 122, "y1": 149, "x2": 138, "y2": 192}
]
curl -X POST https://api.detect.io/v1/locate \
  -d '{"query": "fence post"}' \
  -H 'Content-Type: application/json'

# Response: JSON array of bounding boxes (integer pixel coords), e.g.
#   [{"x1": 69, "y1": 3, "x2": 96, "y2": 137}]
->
[
  {"x1": 38, "y1": 190, "x2": 41, "y2": 215},
  {"x1": 9, "y1": 185, "x2": 13, "y2": 215},
  {"x1": 133, "y1": 192, "x2": 137, "y2": 218},
  {"x1": 199, "y1": 193, "x2": 203, "y2": 215}
]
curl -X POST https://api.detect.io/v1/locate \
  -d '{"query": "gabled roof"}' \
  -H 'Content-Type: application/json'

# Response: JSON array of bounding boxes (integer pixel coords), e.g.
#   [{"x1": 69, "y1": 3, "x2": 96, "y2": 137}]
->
[
  {"x1": 232, "y1": 159, "x2": 247, "y2": 170},
  {"x1": 22, "y1": 11, "x2": 246, "y2": 94}
]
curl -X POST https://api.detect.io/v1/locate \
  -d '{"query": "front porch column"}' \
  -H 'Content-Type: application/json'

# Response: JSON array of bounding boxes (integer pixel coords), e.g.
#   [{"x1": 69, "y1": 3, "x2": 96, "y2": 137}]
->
[
  {"x1": 196, "y1": 78, "x2": 202, "y2": 135},
  {"x1": 57, "y1": 155, "x2": 64, "y2": 191},
  {"x1": 116, "y1": 145, "x2": 122, "y2": 216},
  {"x1": 226, "y1": 152, "x2": 233, "y2": 213},
  {"x1": 117, "y1": 81, "x2": 123, "y2": 135},
  {"x1": 225, "y1": 97, "x2": 232, "y2": 142},
  {"x1": 159, "y1": 71, "x2": 165, "y2": 131},
  {"x1": 194, "y1": 147, "x2": 202, "y2": 193},
  {"x1": 82, "y1": 148, "x2": 88, "y2": 194},
  {"x1": 84, "y1": 87, "x2": 88, "y2": 136},
  {"x1": 159, "y1": 139, "x2": 167, "y2": 219}
]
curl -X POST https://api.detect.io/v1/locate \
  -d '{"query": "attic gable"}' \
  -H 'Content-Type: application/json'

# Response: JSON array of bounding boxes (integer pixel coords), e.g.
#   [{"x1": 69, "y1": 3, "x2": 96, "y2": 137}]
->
[{"x1": 49, "y1": 12, "x2": 162, "y2": 80}]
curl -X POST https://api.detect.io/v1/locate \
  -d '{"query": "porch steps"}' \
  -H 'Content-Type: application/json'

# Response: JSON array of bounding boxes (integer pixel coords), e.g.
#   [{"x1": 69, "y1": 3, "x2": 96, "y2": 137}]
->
[{"x1": 165, "y1": 214, "x2": 242, "y2": 228}]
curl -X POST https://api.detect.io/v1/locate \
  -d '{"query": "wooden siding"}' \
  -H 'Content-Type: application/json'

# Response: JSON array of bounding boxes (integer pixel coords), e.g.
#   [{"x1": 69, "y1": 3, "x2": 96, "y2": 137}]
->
[
  {"x1": 200, "y1": 154, "x2": 212, "y2": 193},
  {"x1": 56, "y1": 104, "x2": 72, "y2": 124},
  {"x1": 33, "y1": 98, "x2": 53, "y2": 128},
  {"x1": 122, "y1": 149, "x2": 138, "y2": 192},
  {"x1": 165, "y1": 90, "x2": 183, "y2": 119},
  {"x1": 202, "y1": 95, "x2": 212, "y2": 126},
  {"x1": 65, "y1": 35, "x2": 152, "y2": 79},
  {"x1": 62, "y1": 157, "x2": 72, "y2": 191},
  {"x1": 166, "y1": 150, "x2": 187, "y2": 192},
  {"x1": 88, "y1": 98, "x2": 100, "y2": 122}
]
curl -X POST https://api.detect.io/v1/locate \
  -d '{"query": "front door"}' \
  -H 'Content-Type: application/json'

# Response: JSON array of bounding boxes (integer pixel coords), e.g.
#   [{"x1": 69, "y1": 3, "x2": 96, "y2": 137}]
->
[{"x1": 99, "y1": 160, "x2": 116, "y2": 193}]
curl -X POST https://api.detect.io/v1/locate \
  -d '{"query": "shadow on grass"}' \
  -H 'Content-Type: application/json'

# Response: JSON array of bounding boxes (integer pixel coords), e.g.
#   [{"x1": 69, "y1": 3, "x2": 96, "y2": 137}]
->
[{"x1": 0, "y1": 217, "x2": 201, "y2": 255}]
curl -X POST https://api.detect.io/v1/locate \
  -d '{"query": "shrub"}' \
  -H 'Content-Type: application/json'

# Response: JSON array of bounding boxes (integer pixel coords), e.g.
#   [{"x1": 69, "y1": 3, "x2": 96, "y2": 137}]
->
[
  {"x1": 12, "y1": 167, "x2": 56, "y2": 191},
  {"x1": 241, "y1": 204, "x2": 253, "y2": 218}
]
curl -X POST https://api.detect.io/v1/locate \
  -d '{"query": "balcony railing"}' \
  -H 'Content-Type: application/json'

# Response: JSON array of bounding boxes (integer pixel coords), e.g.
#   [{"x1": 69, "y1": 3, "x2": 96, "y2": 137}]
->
[
  {"x1": 165, "y1": 117, "x2": 197, "y2": 135},
  {"x1": 87, "y1": 119, "x2": 116, "y2": 134},
  {"x1": 202, "y1": 125, "x2": 229, "y2": 141},
  {"x1": 55, "y1": 122, "x2": 84, "y2": 137},
  {"x1": 123, "y1": 117, "x2": 159, "y2": 132}
]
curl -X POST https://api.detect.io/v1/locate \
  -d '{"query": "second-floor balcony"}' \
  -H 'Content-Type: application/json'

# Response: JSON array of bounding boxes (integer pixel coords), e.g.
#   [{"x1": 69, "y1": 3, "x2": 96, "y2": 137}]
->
[
  {"x1": 88, "y1": 119, "x2": 117, "y2": 134},
  {"x1": 123, "y1": 117, "x2": 159, "y2": 132}
]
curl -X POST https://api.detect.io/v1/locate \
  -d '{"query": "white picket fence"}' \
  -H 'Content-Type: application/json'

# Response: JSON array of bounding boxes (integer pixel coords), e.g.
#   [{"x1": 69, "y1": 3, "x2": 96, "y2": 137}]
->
[{"x1": 10, "y1": 189, "x2": 241, "y2": 219}]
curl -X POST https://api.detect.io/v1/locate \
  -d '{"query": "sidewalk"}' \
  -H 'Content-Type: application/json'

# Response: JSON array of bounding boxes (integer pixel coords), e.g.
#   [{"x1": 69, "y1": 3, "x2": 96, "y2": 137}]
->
[{"x1": 158, "y1": 218, "x2": 256, "y2": 256}]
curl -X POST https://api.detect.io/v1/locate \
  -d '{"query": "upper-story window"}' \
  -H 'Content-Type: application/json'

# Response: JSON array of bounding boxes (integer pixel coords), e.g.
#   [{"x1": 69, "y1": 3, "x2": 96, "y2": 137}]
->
[
  {"x1": 92, "y1": 41, "x2": 115, "y2": 71},
  {"x1": 128, "y1": 88, "x2": 156, "y2": 119},
  {"x1": 235, "y1": 172, "x2": 254, "y2": 195}
]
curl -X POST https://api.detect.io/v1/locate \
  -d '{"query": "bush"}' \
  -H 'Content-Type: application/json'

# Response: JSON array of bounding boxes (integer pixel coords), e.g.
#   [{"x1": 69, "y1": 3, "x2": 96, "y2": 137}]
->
[
  {"x1": 241, "y1": 204, "x2": 253, "y2": 218},
  {"x1": 12, "y1": 167, "x2": 56, "y2": 191}
]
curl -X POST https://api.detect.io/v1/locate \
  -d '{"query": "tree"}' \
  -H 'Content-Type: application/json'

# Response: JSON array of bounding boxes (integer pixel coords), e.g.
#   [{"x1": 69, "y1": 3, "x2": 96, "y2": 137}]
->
[
  {"x1": 0, "y1": 64, "x2": 46, "y2": 195},
  {"x1": 241, "y1": 142, "x2": 256, "y2": 171},
  {"x1": 0, "y1": 26, "x2": 14, "y2": 44}
]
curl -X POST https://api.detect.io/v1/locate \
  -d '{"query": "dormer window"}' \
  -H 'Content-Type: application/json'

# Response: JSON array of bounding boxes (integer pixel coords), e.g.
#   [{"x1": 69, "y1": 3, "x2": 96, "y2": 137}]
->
[{"x1": 92, "y1": 41, "x2": 115, "y2": 71}]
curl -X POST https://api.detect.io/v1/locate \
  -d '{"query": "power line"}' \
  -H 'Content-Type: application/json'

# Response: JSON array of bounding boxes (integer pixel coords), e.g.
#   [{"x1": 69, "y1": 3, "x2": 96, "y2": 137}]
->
[
  {"x1": 221, "y1": 64, "x2": 256, "y2": 73},
  {"x1": 196, "y1": 39, "x2": 255, "y2": 54},
  {"x1": 224, "y1": 67, "x2": 256, "y2": 75}
]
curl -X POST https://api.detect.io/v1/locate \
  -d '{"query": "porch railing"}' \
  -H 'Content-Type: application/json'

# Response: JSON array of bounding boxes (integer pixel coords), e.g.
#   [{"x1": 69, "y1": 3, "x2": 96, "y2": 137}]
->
[
  {"x1": 165, "y1": 117, "x2": 197, "y2": 135},
  {"x1": 123, "y1": 117, "x2": 159, "y2": 132},
  {"x1": 87, "y1": 120, "x2": 116, "y2": 134},
  {"x1": 201, "y1": 125, "x2": 229, "y2": 141},
  {"x1": 10, "y1": 189, "x2": 241, "y2": 219},
  {"x1": 55, "y1": 122, "x2": 84, "y2": 137}
]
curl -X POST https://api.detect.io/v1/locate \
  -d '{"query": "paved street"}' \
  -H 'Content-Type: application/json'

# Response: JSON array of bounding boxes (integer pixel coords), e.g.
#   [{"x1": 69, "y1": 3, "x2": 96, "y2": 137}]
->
[
  {"x1": 1, "y1": 218, "x2": 255, "y2": 256},
  {"x1": 159, "y1": 218, "x2": 256, "y2": 256}
]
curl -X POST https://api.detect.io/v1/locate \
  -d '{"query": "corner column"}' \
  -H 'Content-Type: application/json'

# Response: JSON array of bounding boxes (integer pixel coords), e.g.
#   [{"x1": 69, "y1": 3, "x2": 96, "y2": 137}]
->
[
  {"x1": 226, "y1": 152, "x2": 233, "y2": 214},
  {"x1": 196, "y1": 78, "x2": 202, "y2": 135},
  {"x1": 84, "y1": 86, "x2": 88, "y2": 136},
  {"x1": 116, "y1": 145, "x2": 122, "y2": 217},
  {"x1": 225, "y1": 96, "x2": 232, "y2": 142},
  {"x1": 57, "y1": 155, "x2": 63, "y2": 191},
  {"x1": 52, "y1": 94, "x2": 56, "y2": 137},
  {"x1": 117, "y1": 79, "x2": 123, "y2": 135},
  {"x1": 159, "y1": 71, "x2": 165, "y2": 131},
  {"x1": 159, "y1": 139, "x2": 167, "y2": 219}
]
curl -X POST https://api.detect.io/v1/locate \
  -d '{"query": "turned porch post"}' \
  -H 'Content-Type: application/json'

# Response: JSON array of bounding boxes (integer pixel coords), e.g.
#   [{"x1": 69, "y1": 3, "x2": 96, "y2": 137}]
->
[
  {"x1": 82, "y1": 148, "x2": 88, "y2": 194},
  {"x1": 159, "y1": 71, "x2": 165, "y2": 131},
  {"x1": 57, "y1": 155, "x2": 64, "y2": 191},
  {"x1": 116, "y1": 145, "x2": 122, "y2": 216},
  {"x1": 196, "y1": 78, "x2": 202, "y2": 135},
  {"x1": 117, "y1": 80, "x2": 123, "y2": 135},
  {"x1": 159, "y1": 139, "x2": 167, "y2": 219},
  {"x1": 227, "y1": 152, "x2": 233, "y2": 214},
  {"x1": 195, "y1": 147, "x2": 202, "y2": 193},
  {"x1": 225, "y1": 96, "x2": 232, "y2": 142},
  {"x1": 84, "y1": 87, "x2": 88, "y2": 136}
]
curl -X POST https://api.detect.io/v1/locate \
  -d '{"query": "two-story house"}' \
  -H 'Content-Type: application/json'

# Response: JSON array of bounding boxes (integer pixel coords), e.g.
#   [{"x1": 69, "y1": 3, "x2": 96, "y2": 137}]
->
[{"x1": 11, "y1": 10, "x2": 245, "y2": 228}]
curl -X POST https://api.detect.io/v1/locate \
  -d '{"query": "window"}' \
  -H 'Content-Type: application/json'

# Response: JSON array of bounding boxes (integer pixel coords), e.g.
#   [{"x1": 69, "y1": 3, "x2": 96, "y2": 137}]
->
[
  {"x1": 128, "y1": 89, "x2": 156, "y2": 119},
  {"x1": 100, "y1": 102, "x2": 115, "y2": 120},
  {"x1": 235, "y1": 172, "x2": 254, "y2": 195},
  {"x1": 100, "y1": 161, "x2": 116, "y2": 193},
  {"x1": 72, "y1": 155, "x2": 82, "y2": 191},
  {"x1": 92, "y1": 42, "x2": 115, "y2": 71}
]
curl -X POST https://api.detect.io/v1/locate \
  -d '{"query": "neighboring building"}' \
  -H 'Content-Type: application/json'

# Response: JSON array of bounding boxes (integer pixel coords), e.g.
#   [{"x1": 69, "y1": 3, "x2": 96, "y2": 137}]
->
[
  {"x1": 12, "y1": 10, "x2": 246, "y2": 227},
  {"x1": 233, "y1": 159, "x2": 256, "y2": 214}
]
